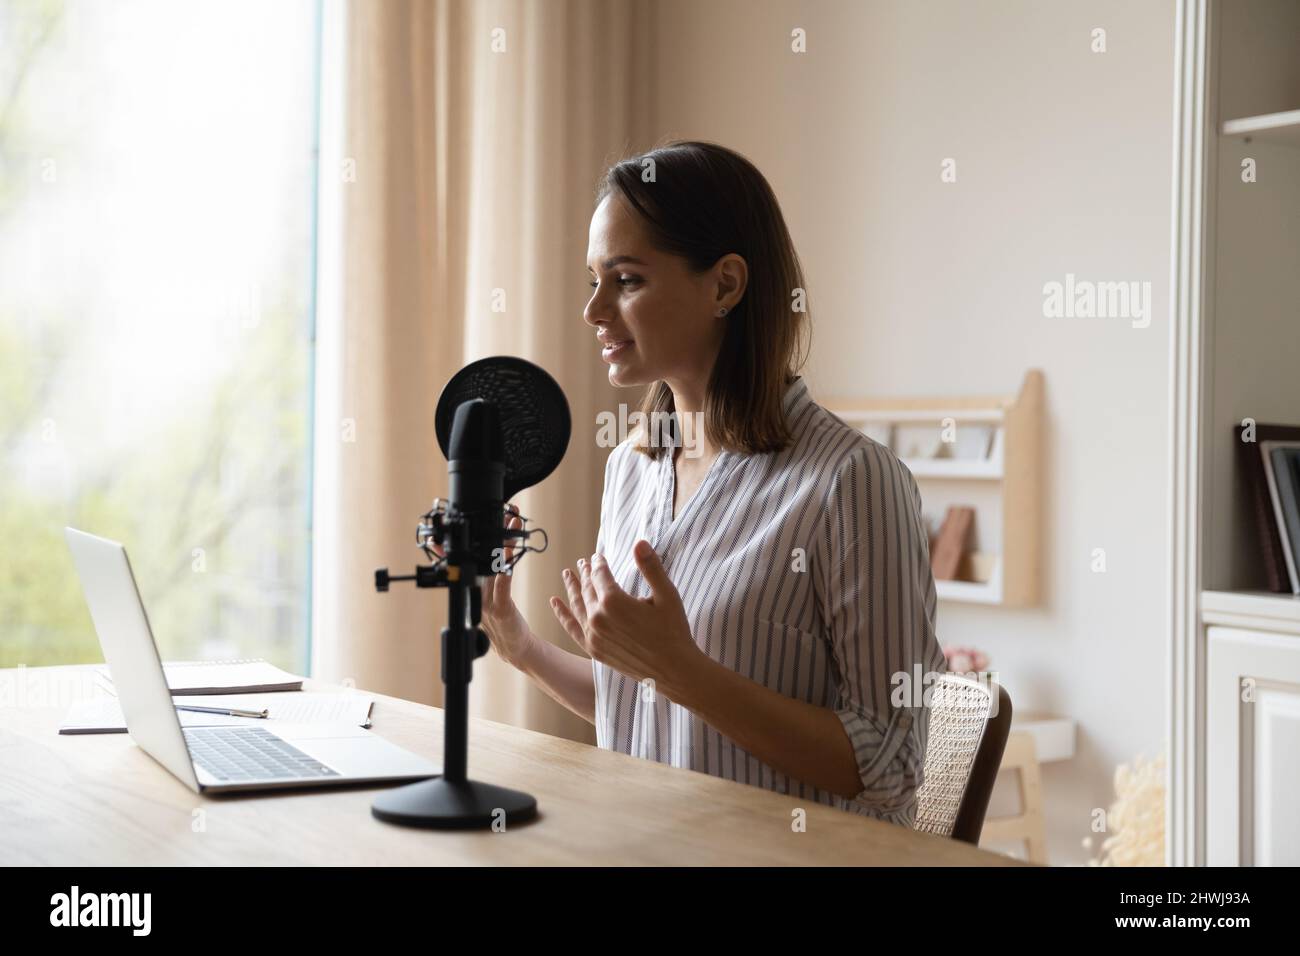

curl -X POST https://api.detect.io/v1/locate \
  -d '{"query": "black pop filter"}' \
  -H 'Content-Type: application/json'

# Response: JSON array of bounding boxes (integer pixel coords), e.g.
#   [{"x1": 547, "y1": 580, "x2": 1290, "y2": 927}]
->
[{"x1": 434, "y1": 355, "x2": 570, "y2": 500}]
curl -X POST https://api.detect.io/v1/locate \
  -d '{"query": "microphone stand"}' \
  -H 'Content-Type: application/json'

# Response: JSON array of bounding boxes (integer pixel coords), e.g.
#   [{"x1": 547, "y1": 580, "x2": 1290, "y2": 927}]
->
[{"x1": 371, "y1": 508, "x2": 538, "y2": 830}]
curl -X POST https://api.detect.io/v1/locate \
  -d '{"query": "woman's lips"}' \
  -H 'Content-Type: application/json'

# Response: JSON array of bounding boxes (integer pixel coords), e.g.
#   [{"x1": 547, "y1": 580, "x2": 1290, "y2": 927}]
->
[{"x1": 601, "y1": 339, "x2": 633, "y2": 361}]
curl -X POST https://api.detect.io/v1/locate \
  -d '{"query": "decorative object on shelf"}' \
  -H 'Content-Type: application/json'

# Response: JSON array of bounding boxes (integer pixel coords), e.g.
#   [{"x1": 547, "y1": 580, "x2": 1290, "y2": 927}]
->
[
  {"x1": 823, "y1": 370, "x2": 1043, "y2": 606},
  {"x1": 1234, "y1": 422, "x2": 1300, "y2": 593},
  {"x1": 931, "y1": 505, "x2": 975, "y2": 581},
  {"x1": 1081, "y1": 751, "x2": 1165, "y2": 867},
  {"x1": 957, "y1": 550, "x2": 997, "y2": 585},
  {"x1": 942, "y1": 644, "x2": 988, "y2": 674}
]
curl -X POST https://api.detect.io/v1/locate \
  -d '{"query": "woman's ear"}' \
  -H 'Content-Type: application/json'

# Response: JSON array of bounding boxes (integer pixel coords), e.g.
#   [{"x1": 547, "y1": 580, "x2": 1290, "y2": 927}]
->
[{"x1": 713, "y1": 253, "x2": 748, "y2": 316}]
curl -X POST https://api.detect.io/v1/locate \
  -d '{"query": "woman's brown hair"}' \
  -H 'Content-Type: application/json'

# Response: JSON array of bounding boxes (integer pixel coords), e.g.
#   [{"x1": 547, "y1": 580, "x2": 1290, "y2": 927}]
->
[{"x1": 595, "y1": 141, "x2": 811, "y2": 459}]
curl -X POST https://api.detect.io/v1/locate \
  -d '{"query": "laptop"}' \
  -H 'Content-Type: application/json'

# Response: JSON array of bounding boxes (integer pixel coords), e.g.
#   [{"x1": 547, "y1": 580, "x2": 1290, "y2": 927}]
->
[{"x1": 64, "y1": 527, "x2": 441, "y2": 793}]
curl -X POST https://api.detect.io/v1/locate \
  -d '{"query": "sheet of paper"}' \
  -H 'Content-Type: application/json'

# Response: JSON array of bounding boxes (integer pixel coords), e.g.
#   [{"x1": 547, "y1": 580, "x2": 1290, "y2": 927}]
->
[{"x1": 60, "y1": 692, "x2": 375, "y2": 734}]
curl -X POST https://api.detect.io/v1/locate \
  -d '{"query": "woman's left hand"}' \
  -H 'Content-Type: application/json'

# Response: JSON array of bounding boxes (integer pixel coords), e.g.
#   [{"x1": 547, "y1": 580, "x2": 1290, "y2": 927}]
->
[{"x1": 550, "y1": 540, "x2": 704, "y2": 699}]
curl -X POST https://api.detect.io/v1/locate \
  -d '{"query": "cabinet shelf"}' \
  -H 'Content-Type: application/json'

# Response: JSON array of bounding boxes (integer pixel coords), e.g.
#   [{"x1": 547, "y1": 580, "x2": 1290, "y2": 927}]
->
[
  {"x1": 1221, "y1": 109, "x2": 1300, "y2": 147},
  {"x1": 1201, "y1": 590, "x2": 1300, "y2": 634}
]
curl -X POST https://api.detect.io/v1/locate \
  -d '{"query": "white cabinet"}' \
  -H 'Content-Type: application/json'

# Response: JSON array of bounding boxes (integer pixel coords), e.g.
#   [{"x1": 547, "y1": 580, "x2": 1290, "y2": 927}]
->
[
  {"x1": 1204, "y1": 592, "x2": 1300, "y2": 865},
  {"x1": 1167, "y1": 0, "x2": 1300, "y2": 864}
]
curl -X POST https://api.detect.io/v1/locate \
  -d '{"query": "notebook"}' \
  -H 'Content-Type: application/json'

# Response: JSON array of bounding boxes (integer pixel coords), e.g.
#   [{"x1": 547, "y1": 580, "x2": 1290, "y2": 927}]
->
[
  {"x1": 60, "y1": 691, "x2": 376, "y2": 735},
  {"x1": 96, "y1": 658, "x2": 304, "y2": 696}
]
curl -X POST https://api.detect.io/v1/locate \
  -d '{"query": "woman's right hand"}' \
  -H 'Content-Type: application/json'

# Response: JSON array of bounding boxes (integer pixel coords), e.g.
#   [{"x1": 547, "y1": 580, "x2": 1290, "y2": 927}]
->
[{"x1": 431, "y1": 507, "x2": 536, "y2": 669}]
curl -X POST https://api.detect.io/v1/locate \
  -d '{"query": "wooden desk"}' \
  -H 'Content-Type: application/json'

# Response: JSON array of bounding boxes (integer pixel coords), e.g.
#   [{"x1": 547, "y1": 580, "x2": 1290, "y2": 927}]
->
[{"x1": 0, "y1": 666, "x2": 1021, "y2": 866}]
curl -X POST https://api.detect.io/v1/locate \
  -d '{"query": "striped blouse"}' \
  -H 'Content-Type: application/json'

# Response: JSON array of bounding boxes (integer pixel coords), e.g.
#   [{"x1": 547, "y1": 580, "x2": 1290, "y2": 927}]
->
[{"x1": 592, "y1": 375, "x2": 945, "y2": 826}]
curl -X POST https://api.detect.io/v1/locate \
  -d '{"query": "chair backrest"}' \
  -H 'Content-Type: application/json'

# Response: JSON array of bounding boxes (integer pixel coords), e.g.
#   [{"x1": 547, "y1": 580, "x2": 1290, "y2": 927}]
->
[{"x1": 913, "y1": 674, "x2": 1013, "y2": 844}]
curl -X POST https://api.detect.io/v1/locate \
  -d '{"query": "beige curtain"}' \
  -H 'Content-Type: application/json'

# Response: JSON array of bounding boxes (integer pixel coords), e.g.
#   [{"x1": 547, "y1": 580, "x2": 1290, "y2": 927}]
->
[{"x1": 312, "y1": 0, "x2": 655, "y2": 746}]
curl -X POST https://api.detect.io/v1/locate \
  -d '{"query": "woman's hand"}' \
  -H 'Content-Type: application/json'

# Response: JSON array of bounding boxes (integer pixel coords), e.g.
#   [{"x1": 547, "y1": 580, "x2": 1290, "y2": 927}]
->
[
  {"x1": 431, "y1": 506, "x2": 536, "y2": 668},
  {"x1": 549, "y1": 540, "x2": 704, "y2": 700}
]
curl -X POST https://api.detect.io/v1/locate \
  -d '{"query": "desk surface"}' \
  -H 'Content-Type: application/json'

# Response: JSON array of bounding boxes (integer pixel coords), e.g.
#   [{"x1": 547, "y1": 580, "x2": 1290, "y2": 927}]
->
[{"x1": 0, "y1": 666, "x2": 1021, "y2": 866}]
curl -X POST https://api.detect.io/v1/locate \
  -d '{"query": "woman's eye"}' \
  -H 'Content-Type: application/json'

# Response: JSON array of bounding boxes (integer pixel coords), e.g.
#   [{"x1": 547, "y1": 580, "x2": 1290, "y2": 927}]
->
[{"x1": 588, "y1": 276, "x2": 641, "y2": 289}]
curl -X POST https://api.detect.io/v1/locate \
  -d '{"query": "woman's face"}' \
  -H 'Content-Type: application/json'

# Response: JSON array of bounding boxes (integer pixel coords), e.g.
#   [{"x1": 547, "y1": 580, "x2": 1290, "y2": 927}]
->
[{"x1": 584, "y1": 194, "x2": 730, "y2": 391}]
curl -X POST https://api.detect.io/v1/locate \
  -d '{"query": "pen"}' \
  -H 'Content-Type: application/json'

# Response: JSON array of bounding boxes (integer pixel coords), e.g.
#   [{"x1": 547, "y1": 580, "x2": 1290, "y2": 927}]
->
[{"x1": 175, "y1": 704, "x2": 269, "y2": 719}]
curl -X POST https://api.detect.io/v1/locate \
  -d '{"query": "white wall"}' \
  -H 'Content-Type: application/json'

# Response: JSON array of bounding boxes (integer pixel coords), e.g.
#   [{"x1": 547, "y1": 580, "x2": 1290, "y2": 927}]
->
[{"x1": 647, "y1": 0, "x2": 1175, "y2": 864}]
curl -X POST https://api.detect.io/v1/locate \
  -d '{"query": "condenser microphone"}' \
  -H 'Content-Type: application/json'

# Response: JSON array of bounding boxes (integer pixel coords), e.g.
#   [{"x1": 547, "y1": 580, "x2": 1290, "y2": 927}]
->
[{"x1": 445, "y1": 398, "x2": 507, "y2": 574}]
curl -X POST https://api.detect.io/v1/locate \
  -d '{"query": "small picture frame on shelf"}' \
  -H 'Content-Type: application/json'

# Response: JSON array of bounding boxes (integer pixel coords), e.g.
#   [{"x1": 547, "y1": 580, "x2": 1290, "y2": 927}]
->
[
  {"x1": 1261, "y1": 440, "x2": 1300, "y2": 595},
  {"x1": 949, "y1": 424, "x2": 996, "y2": 461},
  {"x1": 894, "y1": 424, "x2": 944, "y2": 460}
]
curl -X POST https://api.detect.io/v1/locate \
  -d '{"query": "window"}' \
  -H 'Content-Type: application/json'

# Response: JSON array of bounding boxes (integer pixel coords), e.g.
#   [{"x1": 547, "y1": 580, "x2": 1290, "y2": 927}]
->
[{"x1": 0, "y1": 0, "x2": 320, "y2": 672}]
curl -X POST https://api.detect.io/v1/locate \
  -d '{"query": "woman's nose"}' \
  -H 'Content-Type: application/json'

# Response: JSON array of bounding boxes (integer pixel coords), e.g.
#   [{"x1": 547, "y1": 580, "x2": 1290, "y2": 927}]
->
[{"x1": 584, "y1": 286, "x2": 613, "y2": 328}]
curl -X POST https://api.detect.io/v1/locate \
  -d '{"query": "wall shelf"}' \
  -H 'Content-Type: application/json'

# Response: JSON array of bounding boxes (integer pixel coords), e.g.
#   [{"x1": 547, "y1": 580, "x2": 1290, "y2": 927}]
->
[
  {"x1": 936, "y1": 577, "x2": 1003, "y2": 605},
  {"x1": 825, "y1": 370, "x2": 1043, "y2": 607},
  {"x1": 902, "y1": 457, "x2": 1004, "y2": 480}
]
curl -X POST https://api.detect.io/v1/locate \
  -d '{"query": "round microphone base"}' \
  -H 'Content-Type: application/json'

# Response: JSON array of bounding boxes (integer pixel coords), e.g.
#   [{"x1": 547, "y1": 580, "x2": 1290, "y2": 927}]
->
[{"x1": 371, "y1": 777, "x2": 538, "y2": 830}]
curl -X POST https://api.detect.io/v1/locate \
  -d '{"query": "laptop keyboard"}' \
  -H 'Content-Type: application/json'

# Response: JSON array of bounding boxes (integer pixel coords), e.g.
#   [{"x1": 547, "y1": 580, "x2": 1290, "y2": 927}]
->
[{"x1": 184, "y1": 726, "x2": 340, "y2": 783}]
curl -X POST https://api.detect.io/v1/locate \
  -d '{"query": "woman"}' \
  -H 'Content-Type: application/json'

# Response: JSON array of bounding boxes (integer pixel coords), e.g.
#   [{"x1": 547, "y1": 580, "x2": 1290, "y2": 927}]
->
[{"x1": 484, "y1": 141, "x2": 944, "y2": 826}]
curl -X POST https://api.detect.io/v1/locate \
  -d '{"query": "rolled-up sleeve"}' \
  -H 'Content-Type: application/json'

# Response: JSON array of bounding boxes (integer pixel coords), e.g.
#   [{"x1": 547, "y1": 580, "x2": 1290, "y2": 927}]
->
[{"x1": 816, "y1": 443, "x2": 940, "y2": 819}]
